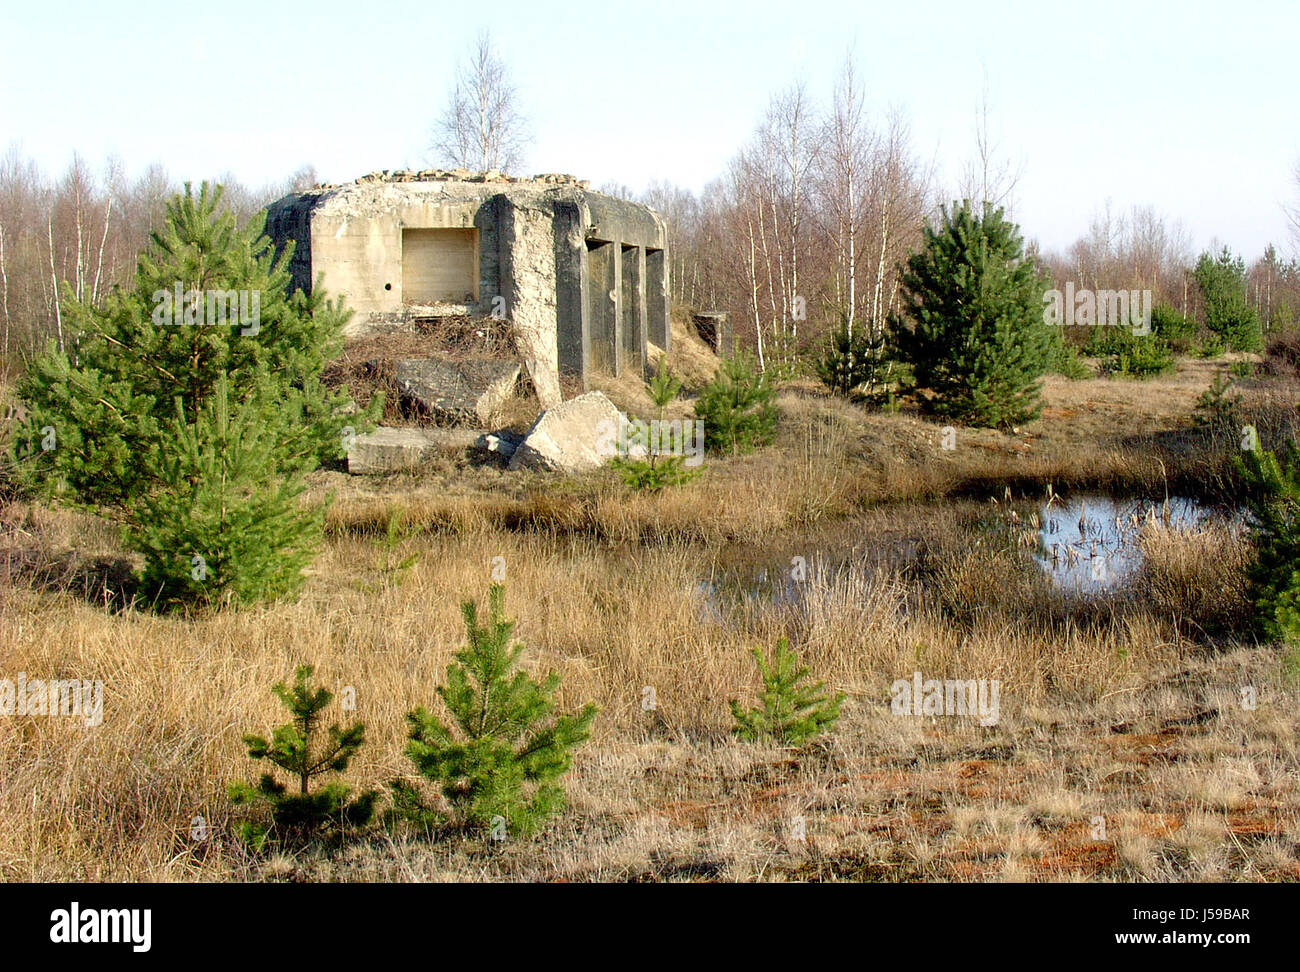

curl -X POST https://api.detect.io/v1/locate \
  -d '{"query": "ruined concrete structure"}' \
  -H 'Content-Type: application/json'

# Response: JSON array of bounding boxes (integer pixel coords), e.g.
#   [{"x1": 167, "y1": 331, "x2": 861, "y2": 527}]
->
[{"x1": 266, "y1": 170, "x2": 670, "y2": 407}]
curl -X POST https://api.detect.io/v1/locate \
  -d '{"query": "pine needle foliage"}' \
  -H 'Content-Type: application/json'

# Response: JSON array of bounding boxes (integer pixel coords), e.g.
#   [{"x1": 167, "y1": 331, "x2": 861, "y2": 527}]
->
[
  {"x1": 694, "y1": 351, "x2": 780, "y2": 455},
  {"x1": 891, "y1": 200, "x2": 1052, "y2": 429},
  {"x1": 12, "y1": 182, "x2": 376, "y2": 608},
  {"x1": 1238, "y1": 445, "x2": 1300, "y2": 651},
  {"x1": 816, "y1": 315, "x2": 888, "y2": 400},
  {"x1": 229, "y1": 665, "x2": 376, "y2": 848},
  {"x1": 730, "y1": 639, "x2": 845, "y2": 745},
  {"x1": 612, "y1": 359, "x2": 702, "y2": 492},
  {"x1": 404, "y1": 585, "x2": 597, "y2": 836}
]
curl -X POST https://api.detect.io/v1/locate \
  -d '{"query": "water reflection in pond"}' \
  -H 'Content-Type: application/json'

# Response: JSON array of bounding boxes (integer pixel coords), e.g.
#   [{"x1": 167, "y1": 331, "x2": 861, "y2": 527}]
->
[{"x1": 1033, "y1": 494, "x2": 1243, "y2": 594}]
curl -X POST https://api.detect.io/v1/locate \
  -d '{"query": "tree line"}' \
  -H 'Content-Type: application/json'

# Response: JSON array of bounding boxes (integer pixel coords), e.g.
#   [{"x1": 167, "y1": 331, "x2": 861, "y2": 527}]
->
[{"x1": 0, "y1": 148, "x2": 314, "y2": 371}]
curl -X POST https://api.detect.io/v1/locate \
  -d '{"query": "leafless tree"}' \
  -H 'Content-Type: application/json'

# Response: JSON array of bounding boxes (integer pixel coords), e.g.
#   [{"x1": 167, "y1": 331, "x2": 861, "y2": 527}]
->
[
  {"x1": 1289, "y1": 157, "x2": 1300, "y2": 255},
  {"x1": 819, "y1": 52, "x2": 872, "y2": 336},
  {"x1": 431, "y1": 31, "x2": 531, "y2": 174},
  {"x1": 958, "y1": 74, "x2": 1023, "y2": 214}
]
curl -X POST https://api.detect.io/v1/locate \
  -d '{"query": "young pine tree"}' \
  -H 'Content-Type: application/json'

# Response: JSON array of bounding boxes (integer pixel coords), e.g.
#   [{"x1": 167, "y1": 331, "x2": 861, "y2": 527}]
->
[
  {"x1": 891, "y1": 200, "x2": 1052, "y2": 429},
  {"x1": 817, "y1": 315, "x2": 888, "y2": 400},
  {"x1": 13, "y1": 182, "x2": 375, "y2": 606},
  {"x1": 130, "y1": 378, "x2": 324, "y2": 607},
  {"x1": 694, "y1": 351, "x2": 780, "y2": 455},
  {"x1": 730, "y1": 639, "x2": 845, "y2": 745},
  {"x1": 404, "y1": 585, "x2": 598, "y2": 836},
  {"x1": 612, "y1": 359, "x2": 701, "y2": 491},
  {"x1": 1194, "y1": 247, "x2": 1262, "y2": 353},
  {"x1": 1237, "y1": 445, "x2": 1300, "y2": 659},
  {"x1": 229, "y1": 665, "x2": 377, "y2": 848}
]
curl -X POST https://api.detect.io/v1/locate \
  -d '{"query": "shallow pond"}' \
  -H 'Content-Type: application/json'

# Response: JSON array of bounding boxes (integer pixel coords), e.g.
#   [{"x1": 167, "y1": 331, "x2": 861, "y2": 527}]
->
[
  {"x1": 690, "y1": 493, "x2": 1247, "y2": 621},
  {"x1": 1032, "y1": 494, "x2": 1245, "y2": 595}
]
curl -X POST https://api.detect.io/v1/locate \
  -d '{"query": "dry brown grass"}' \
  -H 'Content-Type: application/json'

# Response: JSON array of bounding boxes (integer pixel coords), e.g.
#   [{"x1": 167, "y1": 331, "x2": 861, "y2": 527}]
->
[
  {"x1": 1, "y1": 358, "x2": 1296, "y2": 882},
  {"x1": 0, "y1": 485, "x2": 1291, "y2": 882}
]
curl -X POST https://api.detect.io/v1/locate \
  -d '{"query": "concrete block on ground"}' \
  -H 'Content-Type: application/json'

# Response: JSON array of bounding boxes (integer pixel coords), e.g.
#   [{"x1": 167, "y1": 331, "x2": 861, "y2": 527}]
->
[
  {"x1": 507, "y1": 391, "x2": 623, "y2": 474},
  {"x1": 347, "y1": 426, "x2": 478, "y2": 474},
  {"x1": 395, "y1": 357, "x2": 521, "y2": 426}
]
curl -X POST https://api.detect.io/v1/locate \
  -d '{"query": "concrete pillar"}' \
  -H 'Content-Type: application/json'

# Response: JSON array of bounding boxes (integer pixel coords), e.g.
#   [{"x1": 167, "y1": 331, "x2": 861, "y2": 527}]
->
[
  {"x1": 646, "y1": 248, "x2": 669, "y2": 351},
  {"x1": 621, "y1": 245, "x2": 647, "y2": 376},
  {"x1": 611, "y1": 242, "x2": 623, "y2": 377},
  {"x1": 553, "y1": 199, "x2": 587, "y2": 387},
  {"x1": 585, "y1": 240, "x2": 617, "y2": 376},
  {"x1": 499, "y1": 198, "x2": 562, "y2": 408}
]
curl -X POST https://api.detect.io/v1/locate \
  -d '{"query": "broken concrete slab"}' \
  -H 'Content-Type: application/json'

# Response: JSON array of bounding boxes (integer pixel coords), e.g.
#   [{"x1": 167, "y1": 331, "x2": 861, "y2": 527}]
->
[
  {"x1": 507, "y1": 391, "x2": 623, "y2": 474},
  {"x1": 471, "y1": 430, "x2": 524, "y2": 463},
  {"x1": 394, "y1": 357, "x2": 521, "y2": 426},
  {"x1": 347, "y1": 426, "x2": 478, "y2": 474}
]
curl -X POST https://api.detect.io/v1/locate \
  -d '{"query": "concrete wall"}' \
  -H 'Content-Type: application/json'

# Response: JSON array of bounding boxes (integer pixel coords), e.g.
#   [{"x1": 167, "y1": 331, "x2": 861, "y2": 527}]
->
[{"x1": 266, "y1": 175, "x2": 670, "y2": 402}]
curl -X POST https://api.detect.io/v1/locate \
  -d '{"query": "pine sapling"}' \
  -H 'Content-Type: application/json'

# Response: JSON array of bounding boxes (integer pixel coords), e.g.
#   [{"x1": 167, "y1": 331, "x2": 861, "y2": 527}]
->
[
  {"x1": 404, "y1": 585, "x2": 597, "y2": 836},
  {"x1": 694, "y1": 351, "x2": 780, "y2": 455},
  {"x1": 612, "y1": 358, "x2": 701, "y2": 491},
  {"x1": 229, "y1": 664, "x2": 376, "y2": 848},
  {"x1": 1237, "y1": 443, "x2": 1300, "y2": 679},
  {"x1": 817, "y1": 314, "x2": 888, "y2": 400},
  {"x1": 372, "y1": 504, "x2": 421, "y2": 586},
  {"x1": 730, "y1": 639, "x2": 845, "y2": 745}
]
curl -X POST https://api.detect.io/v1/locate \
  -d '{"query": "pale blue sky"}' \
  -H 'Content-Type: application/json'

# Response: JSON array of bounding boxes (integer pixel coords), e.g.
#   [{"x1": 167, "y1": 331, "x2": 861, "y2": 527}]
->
[{"x1": 3, "y1": 0, "x2": 1296, "y2": 257}]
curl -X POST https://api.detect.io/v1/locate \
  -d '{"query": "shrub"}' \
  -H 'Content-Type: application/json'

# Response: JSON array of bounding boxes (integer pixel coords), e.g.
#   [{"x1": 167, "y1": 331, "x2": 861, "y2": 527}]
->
[
  {"x1": 816, "y1": 316, "x2": 889, "y2": 399},
  {"x1": 1084, "y1": 327, "x2": 1175, "y2": 378},
  {"x1": 229, "y1": 665, "x2": 377, "y2": 849},
  {"x1": 1263, "y1": 332, "x2": 1300, "y2": 377},
  {"x1": 1045, "y1": 328, "x2": 1092, "y2": 379},
  {"x1": 1151, "y1": 302, "x2": 1198, "y2": 352},
  {"x1": 695, "y1": 351, "x2": 780, "y2": 455},
  {"x1": 730, "y1": 639, "x2": 845, "y2": 745},
  {"x1": 891, "y1": 200, "x2": 1052, "y2": 428},
  {"x1": 403, "y1": 585, "x2": 597, "y2": 836},
  {"x1": 13, "y1": 183, "x2": 375, "y2": 608},
  {"x1": 1194, "y1": 334, "x2": 1226, "y2": 358}
]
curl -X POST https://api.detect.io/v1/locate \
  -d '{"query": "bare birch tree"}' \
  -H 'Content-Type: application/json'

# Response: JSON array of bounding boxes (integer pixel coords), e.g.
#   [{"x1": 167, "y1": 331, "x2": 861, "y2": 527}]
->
[
  {"x1": 958, "y1": 74, "x2": 1023, "y2": 214},
  {"x1": 820, "y1": 53, "x2": 872, "y2": 337},
  {"x1": 431, "y1": 30, "x2": 531, "y2": 174}
]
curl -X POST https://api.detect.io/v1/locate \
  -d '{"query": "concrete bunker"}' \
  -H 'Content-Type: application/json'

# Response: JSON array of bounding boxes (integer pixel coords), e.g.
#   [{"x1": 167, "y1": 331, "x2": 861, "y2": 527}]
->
[{"x1": 266, "y1": 170, "x2": 670, "y2": 407}]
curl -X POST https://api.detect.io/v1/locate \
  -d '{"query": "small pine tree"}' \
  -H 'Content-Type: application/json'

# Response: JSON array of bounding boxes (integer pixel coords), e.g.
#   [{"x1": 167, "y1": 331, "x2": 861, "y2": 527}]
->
[
  {"x1": 891, "y1": 200, "x2": 1052, "y2": 429},
  {"x1": 729, "y1": 639, "x2": 845, "y2": 745},
  {"x1": 13, "y1": 182, "x2": 376, "y2": 607},
  {"x1": 229, "y1": 665, "x2": 377, "y2": 848},
  {"x1": 371, "y1": 505, "x2": 421, "y2": 586},
  {"x1": 1194, "y1": 247, "x2": 1262, "y2": 352},
  {"x1": 816, "y1": 316, "x2": 888, "y2": 399},
  {"x1": 612, "y1": 359, "x2": 702, "y2": 491},
  {"x1": 1238, "y1": 445, "x2": 1300, "y2": 645},
  {"x1": 130, "y1": 378, "x2": 323, "y2": 608},
  {"x1": 405, "y1": 585, "x2": 597, "y2": 836},
  {"x1": 1085, "y1": 327, "x2": 1175, "y2": 379},
  {"x1": 694, "y1": 351, "x2": 780, "y2": 455},
  {"x1": 1193, "y1": 371, "x2": 1242, "y2": 432},
  {"x1": 1151, "y1": 302, "x2": 1198, "y2": 351},
  {"x1": 647, "y1": 356, "x2": 683, "y2": 409}
]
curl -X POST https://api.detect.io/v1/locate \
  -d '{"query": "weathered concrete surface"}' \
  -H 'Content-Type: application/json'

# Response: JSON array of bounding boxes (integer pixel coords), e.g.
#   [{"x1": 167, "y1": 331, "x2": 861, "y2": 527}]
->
[
  {"x1": 471, "y1": 430, "x2": 524, "y2": 463},
  {"x1": 394, "y1": 357, "x2": 520, "y2": 426},
  {"x1": 265, "y1": 171, "x2": 670, "y2": 400},
  {"x1": 347, "y1": 426, "x2": 477, "y2": 474},
  {"x1": 498, "y1": 196, "x2": 563, "y2": 408},
  {"x1": 507, "y1": 391, "x2": 623, "y2": 474},
  {"x1": 692, "y1": 312, "x2": 732, "y2": 355}
]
